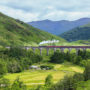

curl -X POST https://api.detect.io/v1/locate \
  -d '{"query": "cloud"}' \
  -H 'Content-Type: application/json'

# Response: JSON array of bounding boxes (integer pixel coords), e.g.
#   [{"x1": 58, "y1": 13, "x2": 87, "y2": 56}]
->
[
  {"x1": 43, "y1": 10, "x2": 90, "y2": 21},
  {"x1": 0, "y1": 0, "x2": 90, "y2": 22},
  {"x1": 0, "y1": 5, "x2": 40, "y2": 22}
]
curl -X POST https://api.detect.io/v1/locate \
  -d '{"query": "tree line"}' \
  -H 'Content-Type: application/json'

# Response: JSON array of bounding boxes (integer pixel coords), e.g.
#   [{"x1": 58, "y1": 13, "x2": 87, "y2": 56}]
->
[
  {"x1": 50, "y1": 50, "x2": 90, "y2": 66},
  {"x1": 0, "y1": 47, "x2": 43, "y2": 75}
]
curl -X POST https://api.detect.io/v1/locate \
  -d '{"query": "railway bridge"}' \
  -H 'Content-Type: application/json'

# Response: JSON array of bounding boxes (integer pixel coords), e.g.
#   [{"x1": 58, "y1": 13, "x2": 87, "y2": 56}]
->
[{"x1": 23, "y1": 46, "x2": 90, "y2": 55}]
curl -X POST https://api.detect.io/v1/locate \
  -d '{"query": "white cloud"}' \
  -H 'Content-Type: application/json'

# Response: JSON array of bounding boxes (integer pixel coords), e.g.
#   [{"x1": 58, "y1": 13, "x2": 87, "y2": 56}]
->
[
  {"x1": 0, "y1": 0, "x2": 90, "y2": 22},
  {"x1": 0, "y1": 5, "x2": 39, "y2": 22},
  {"x1": 41, "y1": 10, "x2": 90, "y2": 21}
]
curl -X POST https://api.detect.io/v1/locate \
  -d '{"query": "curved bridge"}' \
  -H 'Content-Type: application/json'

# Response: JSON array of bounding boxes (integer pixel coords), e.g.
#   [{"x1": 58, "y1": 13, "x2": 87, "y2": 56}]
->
[
  {"x1": 25, "y1": 46, "x2": 90, "y2": 55},
  {"x1": 6, "y1": 46, "x2": 90, "y2": 55}
]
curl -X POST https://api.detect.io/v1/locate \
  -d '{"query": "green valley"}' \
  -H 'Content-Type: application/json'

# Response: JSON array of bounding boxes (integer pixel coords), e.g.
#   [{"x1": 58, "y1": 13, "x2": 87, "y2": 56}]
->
[{"x1": 0, "y1": 10, "x2": 90, "y2": 90}]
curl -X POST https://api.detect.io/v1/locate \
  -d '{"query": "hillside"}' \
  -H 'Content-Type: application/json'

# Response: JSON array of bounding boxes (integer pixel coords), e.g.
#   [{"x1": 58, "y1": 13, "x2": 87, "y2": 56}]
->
[
  {"x1": 0, "y1": 12, "x2": 65, "y2": 46},
  {"x1": 28, "y1": 18, "x2": 90, "y2": 35},
  {"x1": 72, "y1": 40, "x2": 90, "y2": 45},
  {"x1": 60, "y1": 23, "x2": 90, "y2": 41}
]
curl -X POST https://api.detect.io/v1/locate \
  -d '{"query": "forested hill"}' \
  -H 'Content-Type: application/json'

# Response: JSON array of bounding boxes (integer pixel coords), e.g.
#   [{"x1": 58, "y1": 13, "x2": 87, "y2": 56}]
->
[
  {"x1": 0, "y1": 12, "x2": 65, "y2": 46},
  {"x1": 60, "y1": 23, "x2": 90, "y2": 41}
]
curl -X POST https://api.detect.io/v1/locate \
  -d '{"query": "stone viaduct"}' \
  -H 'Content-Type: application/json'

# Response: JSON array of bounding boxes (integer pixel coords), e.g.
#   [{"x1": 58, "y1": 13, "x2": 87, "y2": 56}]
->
[
  {"x1": 23, "y1": 46, "x2": 90, "y2": 55},
  {"x1": 6, "y1": 46, "x2": 90, "y2": 55}
]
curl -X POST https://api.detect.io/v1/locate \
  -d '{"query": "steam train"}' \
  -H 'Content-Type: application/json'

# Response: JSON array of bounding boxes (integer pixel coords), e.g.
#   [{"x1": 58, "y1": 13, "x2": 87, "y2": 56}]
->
[{"x1": 39, "y1": 46, "x2": 90, "y2": 48}]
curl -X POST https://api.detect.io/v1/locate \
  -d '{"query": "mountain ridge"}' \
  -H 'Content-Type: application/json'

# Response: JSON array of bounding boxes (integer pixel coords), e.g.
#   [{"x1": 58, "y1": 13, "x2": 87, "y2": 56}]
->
[{"x1": 28, "y1": 18, "x2": 90, "y2": 35}]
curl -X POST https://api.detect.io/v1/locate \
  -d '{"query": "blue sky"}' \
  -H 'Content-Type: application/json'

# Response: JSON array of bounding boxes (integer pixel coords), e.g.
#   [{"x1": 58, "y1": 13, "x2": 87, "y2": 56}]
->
[{"x1": 0, "y1": 0, "x2": 90, "y2": 22}]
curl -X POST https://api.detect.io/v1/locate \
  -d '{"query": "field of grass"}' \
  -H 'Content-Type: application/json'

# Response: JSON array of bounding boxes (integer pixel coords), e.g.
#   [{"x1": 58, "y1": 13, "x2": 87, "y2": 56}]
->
[{"x1": 4, "y1": 62, "x2": 84, "y2": 89}]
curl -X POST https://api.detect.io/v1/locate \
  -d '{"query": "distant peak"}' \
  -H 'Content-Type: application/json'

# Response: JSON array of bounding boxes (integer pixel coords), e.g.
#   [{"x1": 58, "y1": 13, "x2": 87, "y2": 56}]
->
[
  {"x1": 30, "y1": 19, "x2": 52, "y2": 23},
  {"x1": 41, "y1": 19, "x2": 52, "y2": 22},
  {"x1": 29, "y1": 17, "x2": 90, "y2": 23},
  {"x1": 76, "y1": 17, "x2": 90, "y2": 21}
]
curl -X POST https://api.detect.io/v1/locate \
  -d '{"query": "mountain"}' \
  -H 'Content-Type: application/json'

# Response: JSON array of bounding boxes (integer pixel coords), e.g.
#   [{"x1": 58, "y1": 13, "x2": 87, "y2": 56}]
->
[
  {"x1": 28, "y1": 18, "x2": 90, "y2": 35},
  {"x1": 60, "y1": 23, "x2": 90, "y2": 41},
  {"x1": 0, "y1": 12, "x2": 65, "y2": 46}
]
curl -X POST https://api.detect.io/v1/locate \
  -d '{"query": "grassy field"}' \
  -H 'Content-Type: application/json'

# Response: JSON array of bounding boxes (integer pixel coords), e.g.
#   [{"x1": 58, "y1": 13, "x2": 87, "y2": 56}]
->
[{"x1": 4, "y1": 62, "x2": 84, "y2": 89}]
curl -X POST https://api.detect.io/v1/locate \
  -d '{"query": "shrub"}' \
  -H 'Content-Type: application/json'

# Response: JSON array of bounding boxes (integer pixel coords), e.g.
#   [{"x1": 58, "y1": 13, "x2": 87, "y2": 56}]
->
[
  {"x1": 0, "y1": 78, "x2": 10, "y2": 90},
  {"x1": 7, "y1": 60, "x2": 22, "y2": 73},
  {"x1": 45, "y1": 75, "x2": 53, "y2": 87},
  {"x1": 84, "y1": 61, "x2": 90, "y2": 81},
  {"x1": 50, "y1": 52, "x2": 64, "y2": 64},
  {"x1": 65, "y1": 52, "x2": 72, "y2": 62},
  {"x1": 0, "y1": 60, "x2": 7, "y2": 77},
  {"x1": 80, "y1": 60, "x2": 88, "y2": 67},
  {"x1": 76, "y1": 80, "x2": 90, "y2": 90},
  {"x1": 51, "y1": 76, "x2": 74, "y2": 90},
  {"x1": 11, "y1": 77, "x2": 27, "y2": 90},
  {"x1": 40, "y1": 65, "x2": 54, "y2": 70},
  {"x1": 73, "y1": 56, "x2": 82, "y2": 65},
  {"x1": 50, "y1": 73, "x2": 84, "y2": 90},
  {"x1": 72, "y1": 73, "x2": 84, "y2": 89},
  {"x1": 73, "y1": 73, "x2": 84, "y2": 82}
]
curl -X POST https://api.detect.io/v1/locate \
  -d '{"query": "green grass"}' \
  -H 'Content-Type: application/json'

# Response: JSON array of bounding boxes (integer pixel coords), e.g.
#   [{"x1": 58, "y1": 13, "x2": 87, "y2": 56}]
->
[{"x1": 4, "y1": 62, "x2": 84, "y2": 89}]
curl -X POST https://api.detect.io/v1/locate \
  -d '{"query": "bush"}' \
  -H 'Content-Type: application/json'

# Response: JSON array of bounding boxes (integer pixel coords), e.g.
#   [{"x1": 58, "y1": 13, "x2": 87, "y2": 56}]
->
[
  {"x1": 40, "y1": 65, "x2": 54, "y2": 70},
  {"x1": 7, "y1": 60, "x2": 22, "y2": 73},
  {"x1": 0, "y1": 60, "x2": 7, "y2": 77},
  {"x1": 72, "y1": 73, "x2": 84, "y2": 89},
  {"x1": 51, "y1": 76, "x2": 74, "y2": 90},
  {"x1": 84, "y1": 61, "x2": 90, "y2": 81},
  {"x1": 76, "y1": 80, "x2": 90, "y2": 90},
  {"x1": 73, "y1": 73, "x2": 84, "y2": 82},
  {"x1": 0, "y1": 78, "x2": 10, "y2": 90},
  {"x1": 11, "y1": 77, "x2": 27, "y2": 90},
  {"x1": 50, "y1": 52, "x2": 64, "y2": 64},
  {"x1": 6, "y1": 47, "x2": 26, "y2": 59},
  {"x1": 80, "y1": 60, "x2": 88, "y2": 67},
  {"x1": 50, "y1": 73, "x2": 84, "y2": 90},
  {"x1": 73, "y1": 56, "x2": 82, "y2": 65},
  {"x1": 45, "y1": 75, "x2": 53, "y2": 87}
]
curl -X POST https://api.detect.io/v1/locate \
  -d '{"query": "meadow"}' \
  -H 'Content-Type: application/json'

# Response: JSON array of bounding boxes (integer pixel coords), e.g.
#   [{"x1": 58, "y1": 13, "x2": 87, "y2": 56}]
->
[{"x1": 4, "y1": 62, "x2": 84, "y2": 89}]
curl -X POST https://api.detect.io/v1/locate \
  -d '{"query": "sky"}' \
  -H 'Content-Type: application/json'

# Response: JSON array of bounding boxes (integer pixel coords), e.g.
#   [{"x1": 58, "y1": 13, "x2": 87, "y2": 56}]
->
[{"x1": 0, "y1": 0, "x2": 90, "y2": 22}]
